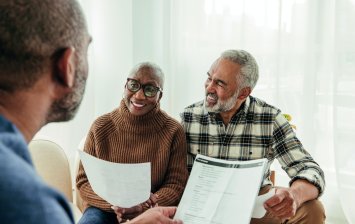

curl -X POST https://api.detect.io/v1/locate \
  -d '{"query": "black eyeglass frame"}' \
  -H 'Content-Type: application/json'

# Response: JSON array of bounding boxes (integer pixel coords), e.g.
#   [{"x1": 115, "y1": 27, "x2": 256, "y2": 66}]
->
[{"x1": 125, "y1": 78, "x2": 163, "y2": 98}]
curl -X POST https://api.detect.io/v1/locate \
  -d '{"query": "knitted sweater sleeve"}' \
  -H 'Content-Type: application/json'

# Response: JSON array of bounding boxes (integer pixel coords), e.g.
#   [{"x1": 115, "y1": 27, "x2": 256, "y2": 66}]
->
[
  {"x1": 76, "y1": 128, "x2": 113, "y2": 212},
  {"x1": 153, "y1": 126, "x2": 189, "y2": 207}
]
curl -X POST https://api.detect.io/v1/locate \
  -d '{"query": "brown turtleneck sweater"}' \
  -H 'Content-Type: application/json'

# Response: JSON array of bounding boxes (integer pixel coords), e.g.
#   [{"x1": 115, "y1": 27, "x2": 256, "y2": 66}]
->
[{"x1": 76, "y1": 100, "x2": 188, "y2": 212}]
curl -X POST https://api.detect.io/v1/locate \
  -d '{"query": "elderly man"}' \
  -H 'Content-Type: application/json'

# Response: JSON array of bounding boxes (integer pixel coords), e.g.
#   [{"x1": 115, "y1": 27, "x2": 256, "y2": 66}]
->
[
  {"x1": 181, "y1": 49, "x2": 325, "y2": 223},
  {"x1": 0, "y1": 0, "x2": 182, "y2": 223}
]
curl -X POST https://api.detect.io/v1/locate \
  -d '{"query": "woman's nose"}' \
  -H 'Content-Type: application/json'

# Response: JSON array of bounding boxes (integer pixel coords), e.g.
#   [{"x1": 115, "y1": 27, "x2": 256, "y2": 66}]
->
[{"x1": 133, "y1": 88, "x2": 146, "y2": 99}]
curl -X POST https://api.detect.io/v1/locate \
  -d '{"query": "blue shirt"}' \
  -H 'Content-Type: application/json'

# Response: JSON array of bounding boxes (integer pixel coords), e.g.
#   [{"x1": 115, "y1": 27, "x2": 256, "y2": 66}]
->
[{"x1": 0, "y1": 115, "x2": 74, "y2": 223}]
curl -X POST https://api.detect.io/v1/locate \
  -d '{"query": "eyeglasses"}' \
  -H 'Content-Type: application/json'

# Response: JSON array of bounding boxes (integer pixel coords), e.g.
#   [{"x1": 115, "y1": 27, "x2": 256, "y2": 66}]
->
[{"x1": 125, "y1": 78, "x2": 162, "y2": 98}]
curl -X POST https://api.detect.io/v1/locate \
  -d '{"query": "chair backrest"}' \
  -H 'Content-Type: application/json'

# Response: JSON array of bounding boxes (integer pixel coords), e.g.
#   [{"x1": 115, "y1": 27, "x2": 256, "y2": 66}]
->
[
  {"x1": 270, "y1": 170, "x2": 275, "y2": 185},
  {"x1": 29, "y1": 139, "x2": 73, "y2": 202},
  {"x1": 72, "y1": 137, "x2": 86, "y2": 212}
]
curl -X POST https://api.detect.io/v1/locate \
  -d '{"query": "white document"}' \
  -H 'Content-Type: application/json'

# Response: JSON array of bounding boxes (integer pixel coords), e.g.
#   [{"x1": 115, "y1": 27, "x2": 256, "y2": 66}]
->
[
  {"x1": 252, "y1": 188, "x2": 275, "y2": 218},
  {"x1": 174, "y1": 154, "x2": 267, "y2": 224},
  {"x1": 78, "y1": 151, "x2": 151, "y2": 208}
]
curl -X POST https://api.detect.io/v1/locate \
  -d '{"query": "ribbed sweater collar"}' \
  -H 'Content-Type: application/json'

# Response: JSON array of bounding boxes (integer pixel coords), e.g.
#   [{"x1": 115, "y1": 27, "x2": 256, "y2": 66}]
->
[{"x1": 110, "y1": 100, "x2": 166, "y2": 134}]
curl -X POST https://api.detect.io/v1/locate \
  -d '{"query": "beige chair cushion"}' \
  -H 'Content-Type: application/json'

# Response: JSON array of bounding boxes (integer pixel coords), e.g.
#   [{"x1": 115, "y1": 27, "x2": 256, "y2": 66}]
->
[
  {"x1": 72, "y1": 137, "x2": 86, "y2": 212},
  {"x1": 29, "y1": 139, "x2": 73, "y2": 202}
]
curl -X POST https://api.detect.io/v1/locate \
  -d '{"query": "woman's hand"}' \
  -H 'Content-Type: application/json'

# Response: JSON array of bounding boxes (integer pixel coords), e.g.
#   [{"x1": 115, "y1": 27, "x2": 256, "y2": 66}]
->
[{"x1": 112, "y1": 193, "x2": 159, "y2": 222}]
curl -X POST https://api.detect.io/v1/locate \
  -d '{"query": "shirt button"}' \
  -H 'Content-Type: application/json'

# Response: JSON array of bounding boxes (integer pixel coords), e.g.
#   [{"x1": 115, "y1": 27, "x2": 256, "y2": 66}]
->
[
  {"x1": 249, "y1": 151, "x2": 253, "y2": 155},
  {"x1": 197, "y1": 149, "x2": 200, "y2": 152}
]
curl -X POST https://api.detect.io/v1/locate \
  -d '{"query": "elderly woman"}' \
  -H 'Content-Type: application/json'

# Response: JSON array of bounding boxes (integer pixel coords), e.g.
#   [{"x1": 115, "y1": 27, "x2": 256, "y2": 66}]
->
[{"x1": 76, "y1": 62, "x2": 188, "y2": 224}]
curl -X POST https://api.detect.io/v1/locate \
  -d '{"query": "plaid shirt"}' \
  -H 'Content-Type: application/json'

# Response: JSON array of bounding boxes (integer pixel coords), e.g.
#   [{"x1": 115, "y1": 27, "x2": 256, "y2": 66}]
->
[{"x1": 180, "y1": 96, "x2": 325, "y2": 194}]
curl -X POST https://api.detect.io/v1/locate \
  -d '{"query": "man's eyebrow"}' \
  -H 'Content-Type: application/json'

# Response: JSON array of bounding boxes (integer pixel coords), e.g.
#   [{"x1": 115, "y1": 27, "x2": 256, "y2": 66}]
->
[
  {"x1": 216, "y1": 78, "x2": 227, "y2": 85},
  {"x1": 206, "y1": 72, "x2": 227, "y2": 85}
]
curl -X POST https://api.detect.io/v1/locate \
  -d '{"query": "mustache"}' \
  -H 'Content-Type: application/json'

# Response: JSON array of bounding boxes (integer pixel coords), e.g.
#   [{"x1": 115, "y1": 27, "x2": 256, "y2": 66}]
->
[{"x1": 206, "y1": 92, "x2": 218, "y2": 100}]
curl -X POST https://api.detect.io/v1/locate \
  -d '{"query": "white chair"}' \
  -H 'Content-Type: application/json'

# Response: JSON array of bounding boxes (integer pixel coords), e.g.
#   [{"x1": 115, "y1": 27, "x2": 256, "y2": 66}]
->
[
  {"x1": 72, "y1": 137, "x2": 86, "y2": 212},
  {"x1": 29, "y1": 139, "x2": 82, "y2": 222}
]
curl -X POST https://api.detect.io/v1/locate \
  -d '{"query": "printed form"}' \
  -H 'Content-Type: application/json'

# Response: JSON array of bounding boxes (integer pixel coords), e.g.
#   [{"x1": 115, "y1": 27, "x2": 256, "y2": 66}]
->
[{"x1": 174, "y1": 154, "x2": 272, "y2": 224}]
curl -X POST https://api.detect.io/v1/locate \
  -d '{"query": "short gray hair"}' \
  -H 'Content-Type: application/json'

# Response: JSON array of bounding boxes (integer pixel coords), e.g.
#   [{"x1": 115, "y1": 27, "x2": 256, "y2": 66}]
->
[
  {"x1": 220, "y1": 49, "x2": 259, "y2": 89},
  {"x1": 128, "y1": 62, "x2": 165, "y2": 89}
]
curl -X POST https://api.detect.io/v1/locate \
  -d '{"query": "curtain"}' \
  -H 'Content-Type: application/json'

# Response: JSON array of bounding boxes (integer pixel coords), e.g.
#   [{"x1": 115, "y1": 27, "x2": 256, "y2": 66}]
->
[
  {"x1": 36, "y1": 0, "x2": 355, "y2": 223},
  {"x1": 165, "y1": 1, "x2": 355, "y2": 221},
  {"x1": 333, "y1": 0, "x2": 355, "y2": 222}
]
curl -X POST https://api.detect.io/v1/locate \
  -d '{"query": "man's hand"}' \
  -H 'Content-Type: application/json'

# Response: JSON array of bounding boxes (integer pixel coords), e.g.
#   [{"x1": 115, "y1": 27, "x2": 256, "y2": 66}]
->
[
  {"x1": 264, "y1": 187, "x2": 299, "y2": 220},
  {"x1": 264, "y1": 179, "x2": 319, "y2": 221},
  {"x1": 128, "y1": 207, "x2": 183, "y2": 224}
]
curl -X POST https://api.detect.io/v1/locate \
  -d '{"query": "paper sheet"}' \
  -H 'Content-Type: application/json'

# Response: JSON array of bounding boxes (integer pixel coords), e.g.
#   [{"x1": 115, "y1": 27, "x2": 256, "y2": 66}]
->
[
  {"x1": 174, "y1": 154, "x2": 267, "y2": 224},
  {"x1": 78, "y1": 151, "x2": 151, "y2": 208},
  {"x1": 252, "y1": 188, "x2": 275, "y2": 218}
]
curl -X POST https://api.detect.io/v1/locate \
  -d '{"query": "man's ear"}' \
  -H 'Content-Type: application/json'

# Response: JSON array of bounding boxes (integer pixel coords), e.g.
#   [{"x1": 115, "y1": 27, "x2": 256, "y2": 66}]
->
[
  {"x1": 238, "y1": 87, "x2": 251, "y2": 100},
  {"x1": 54, "y1": 47, "x2": 76, "y2": 88}
]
